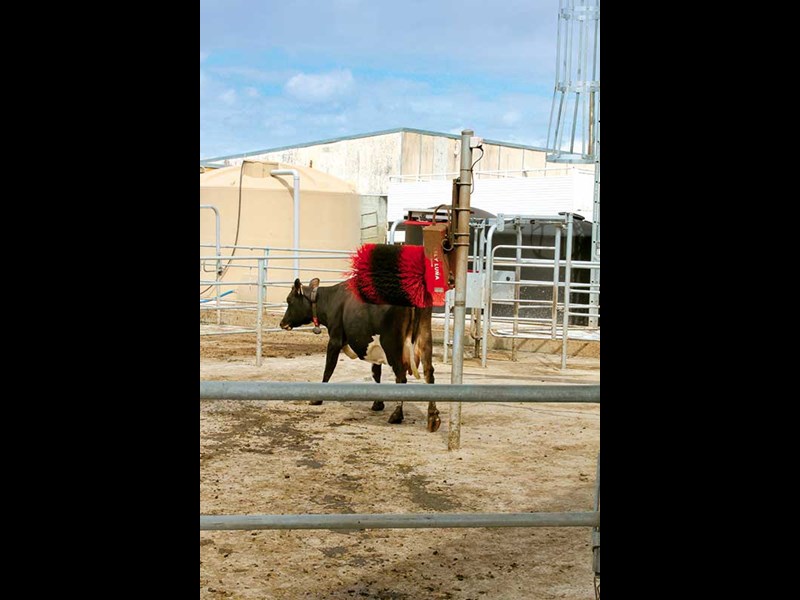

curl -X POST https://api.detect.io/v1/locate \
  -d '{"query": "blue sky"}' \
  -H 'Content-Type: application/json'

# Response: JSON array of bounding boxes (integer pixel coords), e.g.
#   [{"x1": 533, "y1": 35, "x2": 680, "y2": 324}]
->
[{"x1": 200, "y1": 0, "x2": 564, "y2": 160}]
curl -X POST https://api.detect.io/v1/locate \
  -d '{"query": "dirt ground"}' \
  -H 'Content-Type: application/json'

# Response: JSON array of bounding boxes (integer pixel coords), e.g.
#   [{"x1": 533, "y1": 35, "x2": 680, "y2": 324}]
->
[{"x1": 200, "y1": 318, "x2": 600, "y2": 600}]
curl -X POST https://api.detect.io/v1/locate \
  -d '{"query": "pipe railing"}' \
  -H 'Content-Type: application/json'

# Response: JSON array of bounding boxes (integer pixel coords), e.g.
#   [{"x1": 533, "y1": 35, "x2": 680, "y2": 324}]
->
[
  {"x1": 387, "y1": 166, "x2": 591, "y2": 183},
  {"x1": 477, "y1": 215, "x2": 600, "y2": 369},
  {"x1": 200, "y1": 221, "x2": 598, "y2": 368},
  {"x1": 482, "y1": 217, "x2": 572, "y2": 367},
  {"x1": 200, "y1": 381, "x2": 599, "y2": 531},
  {"x1": 201, "y1": 512, "x2": 599, "y2": 531},
  {"x1": 200, "y1": 204, "x2": 222, "y2": 323},
  {"x1": 200, "y1": 381, "x2": 599, "y2": 403},
  {"x1": 200, "y1": 243, "x2": 351, "y2": 253},
  {"x1": 270, "y1": 169, "x2": 301, "y2": 280},
  {"x1": 200, "y1": 249, "x2": 357, "y2": 364}
]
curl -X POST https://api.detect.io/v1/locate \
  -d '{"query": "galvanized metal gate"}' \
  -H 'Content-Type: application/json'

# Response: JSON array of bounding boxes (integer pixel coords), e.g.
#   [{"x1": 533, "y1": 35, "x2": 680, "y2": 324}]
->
[{"x1": 436, "y1": 213, "x2": 600, "y2": 369}]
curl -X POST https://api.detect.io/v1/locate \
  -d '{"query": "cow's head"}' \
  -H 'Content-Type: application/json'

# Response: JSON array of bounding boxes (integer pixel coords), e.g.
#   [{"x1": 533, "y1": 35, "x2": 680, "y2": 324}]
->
[{"x1": 280, "y1": 278, "x2": 320, "y2": 331}]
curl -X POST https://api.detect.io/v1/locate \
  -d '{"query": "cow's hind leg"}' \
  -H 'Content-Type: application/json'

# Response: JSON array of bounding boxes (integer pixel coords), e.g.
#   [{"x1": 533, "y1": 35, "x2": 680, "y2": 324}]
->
[
  {"x1": 427, "y1": 402, "x2": 441, "y2": 433},
  {"x1": 388, "y1": 364, "x2": 406, "y2": 424},
  {"x1": 417, "y1": 313, "x2": 440, "y2": 431},
  {"x1": 388, "y1": 401, "x2": 404, "y2": 424},
  {"x1": 422, "y1": 360, "x2": 439, "y2": 430},
  {"x1": 371, "y1": 364, "x2": 384, "y2": 411}
]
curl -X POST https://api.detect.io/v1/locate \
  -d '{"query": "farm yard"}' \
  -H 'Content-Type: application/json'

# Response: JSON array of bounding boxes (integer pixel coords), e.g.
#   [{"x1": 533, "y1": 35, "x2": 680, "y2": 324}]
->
[
  {"x1": 200, "y1": 321, "x2": 600, "y2": 599},
  {"x1": 200, "y1": 0, "x2": 602, "y2": 594}
]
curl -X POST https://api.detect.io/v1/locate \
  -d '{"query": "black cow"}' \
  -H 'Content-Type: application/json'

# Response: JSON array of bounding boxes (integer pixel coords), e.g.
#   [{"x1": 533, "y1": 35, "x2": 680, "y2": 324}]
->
[{"x1": 280, "y1": 278, "x2": 441, "y2": 432}]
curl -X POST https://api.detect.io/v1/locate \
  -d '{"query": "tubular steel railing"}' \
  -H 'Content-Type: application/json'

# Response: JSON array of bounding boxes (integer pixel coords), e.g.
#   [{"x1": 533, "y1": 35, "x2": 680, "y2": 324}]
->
[
  {"x1": 200, "y1": 381, "x2": 600, "y2": 533},
  {"x1": 479, "y1": 214, "x2": 600, "y2": 369},
  {"x1": 200, "y1": 246, "x2": 352, "y2": 365}
]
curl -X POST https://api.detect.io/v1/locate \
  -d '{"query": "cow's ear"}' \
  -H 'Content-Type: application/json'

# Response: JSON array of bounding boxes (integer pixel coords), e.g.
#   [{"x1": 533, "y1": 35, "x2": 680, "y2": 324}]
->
[
  {"x1": 309, "y1": 278, "x2": 320, "y2": 290},
  {"x1": 293, "y1": 278, "x2": 303, "y2": 296}
]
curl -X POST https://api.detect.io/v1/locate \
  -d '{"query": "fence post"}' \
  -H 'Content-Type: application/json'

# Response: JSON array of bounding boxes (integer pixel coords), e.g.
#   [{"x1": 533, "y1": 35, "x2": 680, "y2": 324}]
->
[
  {"x1": 560, "y1": 215, "x2": 574, "y2": 370},
  {"x1": 448, "y1": 130, "x2": 475, "y2": 451},
  {"x1": 256, "y1": 257, "x2": 264, "y2": 367}
]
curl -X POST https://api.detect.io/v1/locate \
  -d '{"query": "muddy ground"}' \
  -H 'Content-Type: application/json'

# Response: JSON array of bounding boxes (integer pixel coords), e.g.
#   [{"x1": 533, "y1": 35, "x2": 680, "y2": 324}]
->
[{"x1": 200, "y1": 317, "x2": 600, "y2": 599}]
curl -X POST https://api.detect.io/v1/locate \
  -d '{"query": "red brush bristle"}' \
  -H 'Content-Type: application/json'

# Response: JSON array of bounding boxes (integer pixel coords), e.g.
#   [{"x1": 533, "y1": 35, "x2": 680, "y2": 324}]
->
[
  {"x1": 396, "y1": 245, "x2": 431, "y2": 308},
  {"x1": 347, "y1": 243, "x2": 431, "y2": 308},
  {"x1": 347, "y1": 244, "x2": 385, "y2": 304}
]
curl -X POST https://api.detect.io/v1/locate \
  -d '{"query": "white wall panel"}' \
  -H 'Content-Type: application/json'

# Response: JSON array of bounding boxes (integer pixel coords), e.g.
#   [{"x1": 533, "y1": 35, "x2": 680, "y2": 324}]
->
[{"x1": 387, "y1": 170, "x2": 595, "y2": 223}]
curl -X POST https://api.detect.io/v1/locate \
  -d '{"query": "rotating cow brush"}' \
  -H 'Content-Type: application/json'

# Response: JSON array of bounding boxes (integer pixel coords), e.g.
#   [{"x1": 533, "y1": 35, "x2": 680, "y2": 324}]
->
[{"x1": 347, "y1": 244, "x2": 431, "y2": 308}]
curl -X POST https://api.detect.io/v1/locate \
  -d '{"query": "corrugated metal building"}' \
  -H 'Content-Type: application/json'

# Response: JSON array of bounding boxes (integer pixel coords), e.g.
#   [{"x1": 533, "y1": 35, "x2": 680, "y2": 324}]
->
[{"x1": 200, "y1": 128, "x2": 594, "y2": 241}]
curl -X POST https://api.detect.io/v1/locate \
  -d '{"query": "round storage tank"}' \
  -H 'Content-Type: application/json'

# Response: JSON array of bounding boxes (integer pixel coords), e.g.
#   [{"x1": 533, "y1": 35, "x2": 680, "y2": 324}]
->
[{"x1": 200, "y1": 161, "x2": 361, "y2": 304}]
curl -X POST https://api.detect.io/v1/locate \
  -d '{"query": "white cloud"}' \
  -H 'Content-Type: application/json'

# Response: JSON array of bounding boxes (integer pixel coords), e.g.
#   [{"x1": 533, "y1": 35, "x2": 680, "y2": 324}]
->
[
  {"x1": 501, "y1": 110, "x2": 522, "y2": 126},
  {"x1": 284, "y1": 69, "x2": 355, "y2": 103},
  {"x1": 201, "y1": 66, "x2": 557, "y2": 159},
  {"x1": 200, "y1": 1, "x2": 573, "y2": 157},
  {"x1": 220, "y1": 89, "x2": 236, "y2": 105},
  {"x1": 217, "y1": 65, "x2": 290, "y2": 85},
  {"x1": 259, "y1": 116, "x2": 297, "y2": 140},
  {"x1": 408, "y1": 97, "x2": 456, "y2": 116}
]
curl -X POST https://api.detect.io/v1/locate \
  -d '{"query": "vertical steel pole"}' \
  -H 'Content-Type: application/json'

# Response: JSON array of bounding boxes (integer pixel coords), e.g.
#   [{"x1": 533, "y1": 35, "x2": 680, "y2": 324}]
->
[
  {"x1": 213, "y1": 208, "x2": 221, "y2": 324},
  {"x1": 511, "y1": 221, "x2": 522, "y2": 361},
  {"x1": 481, "y1": 222, "x2": 499, "y2": 368},
  {"x1": 475, "y1": 222, "x2": 486, "y2": 360},
  {"x1": 448, "y1": 130, "x2": 474, "y2": 451},
  {"x1": 270, "y1": 169, "x2": 301, "y2": 281},
  {"x1": 262, "y1": 248, "x2": 270, "y2": 306},
  {"x1": 592, "y1": 450, "x2": 600, "y2": 578},
  {"x1": 200, "y1": 205, "x2": 222, "y2": 324},
  {"x1": 388, "y1": 219, "x2": 401, "y2": 244},
  {"x1": 560, "y1": 215, "x2": 574, "y2": 370},
  {"x1": 443, "y1": 293, "x2": 450, "y2": 365},
  {"x1": 551, "y1": 224, "x2": 562, "y2": 339},
  {"x1": 256, "y1": 257, "x2": 264, "y2": 367},
  {"x1": 472, "y1": 222, "x2": 481, "y2": 358},
  {"x1": 589, "y1": 97, "x2": 600, "y2": 328}
]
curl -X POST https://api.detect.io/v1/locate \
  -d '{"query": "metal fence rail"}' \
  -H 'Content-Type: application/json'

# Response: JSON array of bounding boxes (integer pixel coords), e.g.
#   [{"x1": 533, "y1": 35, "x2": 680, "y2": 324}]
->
[
  {"x1": 560, "y1": 258, "x2": 601, "y2": 368},
  {"x1": 200, "y1": 381, "x2": 600, "y2": 403},
  {"x1": 200, "y1": 381, "x2": 600, "y2": 533},
  {"x1": 478, "y1": 214, "x2": 600, "y2": 368},
  {"x1": 199, "y1": 247, "x2": 353, "y2": 365},
  {"x1": 201, "y1": 511, "x2": 599, "y2": 531}
]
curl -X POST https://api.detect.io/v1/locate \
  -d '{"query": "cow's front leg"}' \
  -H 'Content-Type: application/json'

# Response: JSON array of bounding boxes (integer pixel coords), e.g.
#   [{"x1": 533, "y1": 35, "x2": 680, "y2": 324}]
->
[
  {"x1": 310, "y1": 339, "x2": 342, "y2": 405},
  {"x1": 370, "y1": 364, "x2": 384, "y2": 411}
]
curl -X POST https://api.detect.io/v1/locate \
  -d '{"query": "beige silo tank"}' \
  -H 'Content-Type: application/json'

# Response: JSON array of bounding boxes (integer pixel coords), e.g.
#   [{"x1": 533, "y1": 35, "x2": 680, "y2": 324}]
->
[{"x1": 200, "y1": 161, "x2": 361, "y2": 304}]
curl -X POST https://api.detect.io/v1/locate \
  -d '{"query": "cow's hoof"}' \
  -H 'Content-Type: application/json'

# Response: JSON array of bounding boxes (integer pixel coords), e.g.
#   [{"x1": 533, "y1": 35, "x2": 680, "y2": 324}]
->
[
  {"x1": 309, "y1": 400, "x2": 323, "y2": 406},
  {"x1": 388, "y1": 407, "x2": 404, "y2": 424},
  {"x1": 427, "y1": 411, "x2": 441, "y2": 433},
  {"x1": 371, "y1": 401, "x2": 385, "y2": 412}
]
